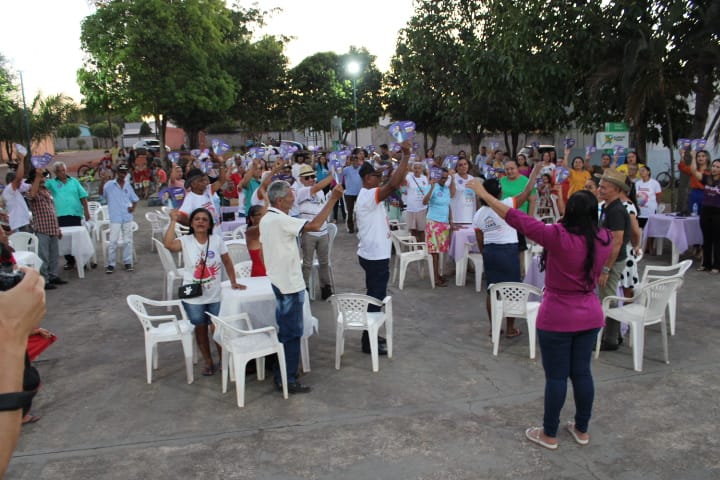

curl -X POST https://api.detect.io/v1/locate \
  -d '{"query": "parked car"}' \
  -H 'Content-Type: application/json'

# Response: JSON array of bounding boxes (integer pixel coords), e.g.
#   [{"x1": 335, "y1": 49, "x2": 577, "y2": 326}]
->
[
  {"x1": 133, "y1": 138, "x2": 171, "y2": 153},
  {"x1": 518, "y1": 144, "x2": 556, "y2": 158}
]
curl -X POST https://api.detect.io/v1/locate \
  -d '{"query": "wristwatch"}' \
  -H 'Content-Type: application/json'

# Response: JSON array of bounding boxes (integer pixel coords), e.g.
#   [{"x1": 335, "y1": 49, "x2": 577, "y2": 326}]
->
[
  {"x1": 602, "y1": 266, "x2": 611, "y2": 274},
  {"x1": 0, "y1": 391, "x2": 35, "y2": 412}
]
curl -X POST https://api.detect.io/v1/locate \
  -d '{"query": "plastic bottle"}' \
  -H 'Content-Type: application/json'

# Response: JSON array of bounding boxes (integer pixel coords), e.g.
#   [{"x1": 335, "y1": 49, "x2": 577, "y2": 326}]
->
[{"x1": 692, "y1": 203, "x2": 698, "y2": 217}]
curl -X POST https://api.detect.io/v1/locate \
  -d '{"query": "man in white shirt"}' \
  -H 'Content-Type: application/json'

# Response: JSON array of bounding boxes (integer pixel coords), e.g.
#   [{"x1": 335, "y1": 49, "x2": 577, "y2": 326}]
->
[
  {"x1": 355, "y1": 140, "x2": 411, "y2": 355},
  {"x1": 404, "y1": 162, "x2": 429, "y2": 242},
  {"x1": 1, "y1": 150, "x2": 32, "y2": 233},
  {"x1": 260, "y1": 180, "x2": 343, "y2": 394},
  {"x1": 178, "y1": 167, "x2": 225, "y2": 226},
  {"x1": 295, "y1": 164, "x2": 334, "y2": 299}
]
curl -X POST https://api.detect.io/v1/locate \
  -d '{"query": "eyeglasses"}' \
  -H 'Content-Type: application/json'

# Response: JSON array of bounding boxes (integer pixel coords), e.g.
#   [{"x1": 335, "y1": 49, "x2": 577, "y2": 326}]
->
[{"x1": 303, "y1": 175, "x2": 316, "y2": 180}]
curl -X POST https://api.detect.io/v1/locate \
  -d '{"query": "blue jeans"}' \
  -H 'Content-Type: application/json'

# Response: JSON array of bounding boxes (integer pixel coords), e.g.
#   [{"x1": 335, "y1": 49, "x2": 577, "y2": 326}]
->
[
  {"x1": 36, "y1": 233, "x2": 59, "y2": 282},
  {"x1": 181, "y1": 301, "x2": 220, "y2": 326},
  {"x1": 358, "y1": 257, "x2": 389, "y2": 312},
  {"x1": 537, "y1": 328, "x2": 600, "y2": 437},
  {"x1": 271, "y1": 285, "x2": 304, "y2": 385}
]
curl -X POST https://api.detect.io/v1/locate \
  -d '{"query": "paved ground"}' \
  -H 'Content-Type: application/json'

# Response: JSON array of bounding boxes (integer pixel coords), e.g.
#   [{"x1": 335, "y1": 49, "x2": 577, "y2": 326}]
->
[{"x1": 6, "y1": 203, "x2": 720, "y2": 479}]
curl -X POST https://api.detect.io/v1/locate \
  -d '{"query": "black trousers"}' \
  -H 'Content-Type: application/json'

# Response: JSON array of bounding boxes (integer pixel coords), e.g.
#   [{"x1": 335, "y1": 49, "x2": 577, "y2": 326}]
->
[{"x1": 700, "y1": 205, "x2": 720, "y2": 269}]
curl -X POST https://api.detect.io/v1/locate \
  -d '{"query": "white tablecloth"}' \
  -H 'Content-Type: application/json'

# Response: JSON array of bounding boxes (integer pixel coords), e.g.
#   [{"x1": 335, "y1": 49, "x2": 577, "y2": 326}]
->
[
  {"x1": 642, "y1": 214, "x2": 703, "y2": 264},
  {"x1": 59, "y1": 226, "x2": 96, "y2": 278},
  {"x1": 14, "y1": 251, "x2": 43, "y2": 270},
  {"x1": 219, "y1": 276, "x2": 313, "y2": 337}
]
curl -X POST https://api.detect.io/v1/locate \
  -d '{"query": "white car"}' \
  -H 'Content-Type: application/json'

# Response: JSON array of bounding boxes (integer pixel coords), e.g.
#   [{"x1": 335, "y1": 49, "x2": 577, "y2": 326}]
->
[{"x1": 133, "y1": 138, "x2": 171, "y2": 153}]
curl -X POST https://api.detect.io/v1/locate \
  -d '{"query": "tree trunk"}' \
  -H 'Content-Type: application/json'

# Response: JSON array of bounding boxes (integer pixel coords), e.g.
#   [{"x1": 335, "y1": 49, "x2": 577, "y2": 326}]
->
[
  {"x1": 663, "y1": 102, "x2": 677, "y2": 211},
  {"x1": 692, "y1": 67, "x2": 714, "y2": 138}
]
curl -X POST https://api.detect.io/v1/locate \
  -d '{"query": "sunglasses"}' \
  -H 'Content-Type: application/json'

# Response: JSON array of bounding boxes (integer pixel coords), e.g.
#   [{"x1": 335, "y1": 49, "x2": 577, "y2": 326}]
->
[{"x1": 303, "y1": 175, "x2": 316, "y2": 180}]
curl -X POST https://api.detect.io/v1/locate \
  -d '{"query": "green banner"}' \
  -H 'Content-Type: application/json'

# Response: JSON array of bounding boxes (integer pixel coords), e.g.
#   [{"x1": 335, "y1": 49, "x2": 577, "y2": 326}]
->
[{"x1": 605, "y1": 122, "x2": 629, "y2": 132}]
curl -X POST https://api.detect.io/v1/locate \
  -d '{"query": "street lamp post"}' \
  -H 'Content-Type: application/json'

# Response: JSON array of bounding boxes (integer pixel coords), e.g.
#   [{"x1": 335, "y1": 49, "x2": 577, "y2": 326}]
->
[
  {"x1": 19, "y1": 71, "x2": 31, "y2": 150},
  {"x1": 346, "y1": 60, "x2": 361, "y2": 147}
]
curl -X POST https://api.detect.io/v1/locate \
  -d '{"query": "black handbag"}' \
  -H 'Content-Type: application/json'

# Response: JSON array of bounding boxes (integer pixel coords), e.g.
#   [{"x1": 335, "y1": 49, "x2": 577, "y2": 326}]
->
[{"x1": 178, "y1": 240, "x2": 209, "y2": 299}]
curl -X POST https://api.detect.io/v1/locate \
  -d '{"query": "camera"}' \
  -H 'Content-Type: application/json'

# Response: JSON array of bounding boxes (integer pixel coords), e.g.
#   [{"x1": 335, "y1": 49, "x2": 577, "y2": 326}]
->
[{"x1": 0, "y1": 265, "x2": 24, "y2": 291}]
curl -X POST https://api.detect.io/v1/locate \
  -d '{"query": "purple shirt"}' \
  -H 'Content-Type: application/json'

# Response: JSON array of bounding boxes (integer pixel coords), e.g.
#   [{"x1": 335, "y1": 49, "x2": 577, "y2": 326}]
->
[
  {"x1": 701, "y1": 174, "x2": 720, "y2": 209},
  {"x1": 505, "y1": 209, "x2": 613, "y2": 332}
]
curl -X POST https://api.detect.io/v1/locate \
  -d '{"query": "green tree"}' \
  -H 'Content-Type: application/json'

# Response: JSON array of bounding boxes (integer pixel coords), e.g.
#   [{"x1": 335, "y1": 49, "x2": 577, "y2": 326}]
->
[
  {"x1": 89, "y1": 121, "x2": 120, "y2": 146},
  {"x1": 56, "y1": 123, "x2": 82, "y2": 149},
  {"x1": 80, "y1": 0, "x2": 237, "y2": 153},
  {"x1": 139, "y1": 121, "x2": 152, "y2": 136},
  {"x1": 288, "y1": 48, "x2": 382, "y2": 145}
]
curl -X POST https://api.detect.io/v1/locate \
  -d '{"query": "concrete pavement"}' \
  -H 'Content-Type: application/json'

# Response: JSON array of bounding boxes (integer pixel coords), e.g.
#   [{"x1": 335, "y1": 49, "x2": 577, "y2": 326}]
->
[{"x1": 6, "y1": 204, "x2": 720, "y2": 479}]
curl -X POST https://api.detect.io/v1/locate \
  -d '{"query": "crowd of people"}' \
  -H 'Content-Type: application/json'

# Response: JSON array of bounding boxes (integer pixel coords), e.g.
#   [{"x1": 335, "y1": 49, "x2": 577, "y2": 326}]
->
[{"x1": 0, "y1": 136, "x2": 716, "y2": 465}]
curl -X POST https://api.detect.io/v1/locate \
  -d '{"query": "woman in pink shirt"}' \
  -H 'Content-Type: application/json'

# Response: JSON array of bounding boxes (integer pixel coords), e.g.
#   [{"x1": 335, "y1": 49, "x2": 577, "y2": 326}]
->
[{"x1": 469, "y1": 178, "x2": 612, "y2": 451}]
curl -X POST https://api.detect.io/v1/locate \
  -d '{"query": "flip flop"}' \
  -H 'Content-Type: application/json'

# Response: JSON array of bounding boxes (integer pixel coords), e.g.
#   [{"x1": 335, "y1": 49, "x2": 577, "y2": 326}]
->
[
  {"x1": 565, "y1": 422, "x2": 589, "y2": 446},
  {"x1": 525, "y1": 427, "x2": 558, "y2": 450},
  {"x1": 506, "y1": 328, "x2": 523, "y2": 338},
  {"x1": 202, "y1": 364, "x2": 215, "y2": 376},
  {"x1": 22, "y1": 414, "x2": 40, "y2": 425}
]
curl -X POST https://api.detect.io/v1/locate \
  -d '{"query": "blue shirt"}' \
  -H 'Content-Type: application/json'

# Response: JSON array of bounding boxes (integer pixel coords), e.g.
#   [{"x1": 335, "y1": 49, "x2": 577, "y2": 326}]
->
[
  {"x1": 426, "y1": 185, "x2": 451, "y2": 223},
  {"x1": 103, "y1": 179, "x2": 139, "y2": 223},
  {"x1": 343, "y1": 165, "x2": 362, "y2": 195}
]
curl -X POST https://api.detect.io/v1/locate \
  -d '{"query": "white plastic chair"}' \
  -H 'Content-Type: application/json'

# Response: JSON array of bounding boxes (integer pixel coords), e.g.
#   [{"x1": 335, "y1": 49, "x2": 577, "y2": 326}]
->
[
  {"x1": 226, "y1": 240, "x2": 250, "y2": 264},
  {"x1": 456, "y1": 242, "x2": 484, "y2": 291},
  {"x1": 207, "y1": 312, "x2": 288, "y2": 408},
  {"x1": 91, "y1": 206, "x2": 110, "y2": 243},
  {"x1": 8, "y1": 232, "x2": 39, "y2": 255},
  {"x1": 330, "y1": 293, "x2": 393, "y2": 372},
  {"x1": 308, "y1": 223, "x2": 338, "y2": 300},
  {"x1": 145, "y1": 211, "x2": 167, "y2": 251},
  {"x1": 489, "y1": 282, "x2": 543, "y2": 359},
  {"x1": 173, "y1": 223, "x2": 191, "y2": 265},
  {"x1": 152, "y1": 238, "x2": 186, "y2": 302},
  {"x1": 637, "y1": 259, "x2": 691, "y2": 336},
  {"x1": 86, "y1": 201, "x2": 102, "y2": 240},
  {"x1": 126, "y1": 295, "x2": 197, "y2": 384},
  {"x1": 300, "y1": 315, "x2": 319, "y2": 373},
  {"x1": 233, "y1": 260, "x2": 253, "y2": 278},
  {"x1": 101, "y1": 222, "x2": 139, "y2": 265},
  {"x1": 594, "y1": 277, "x2": 683, "y2": 372},
  {"x1": 390, "y1": 231, "x2": 434, "y2": 290},
  {"x1": 231, "y1": 225, "x2": 246, "y2": 240}
]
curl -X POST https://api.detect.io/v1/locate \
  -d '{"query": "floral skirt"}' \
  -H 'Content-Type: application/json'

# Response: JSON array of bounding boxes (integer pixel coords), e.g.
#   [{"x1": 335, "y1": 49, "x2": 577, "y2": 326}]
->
[{"x1": 425, "y1": 220, "x2": 450, "y2": 253}]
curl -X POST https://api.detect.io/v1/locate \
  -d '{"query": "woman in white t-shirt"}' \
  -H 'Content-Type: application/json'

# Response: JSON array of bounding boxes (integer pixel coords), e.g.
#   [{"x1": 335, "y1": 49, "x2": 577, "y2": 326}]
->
[
  {"x1": 634, "y1": 166, "x2": 662, "y2": 223},
  {"x1": 450, "y1": 157, "x2": 477, "y2": 224},
  {"x1": 404, "y1": 162, "x2": 429, "y2": 242},
  {"x1": 164, "y1": 207, "x2": 245, "y2": 376},
  {"x1": 472, "y1": 165, "x2": 540, "y2": 337}
]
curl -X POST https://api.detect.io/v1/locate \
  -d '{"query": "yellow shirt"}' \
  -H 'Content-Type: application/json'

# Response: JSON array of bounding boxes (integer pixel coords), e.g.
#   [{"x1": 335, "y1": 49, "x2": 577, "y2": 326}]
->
[
  {"x1": 568, "y1": 169, "x2": 591, "y2": 196},
  {"x1": 616, "y1": 163, "x2": 644, "y2": 179}
]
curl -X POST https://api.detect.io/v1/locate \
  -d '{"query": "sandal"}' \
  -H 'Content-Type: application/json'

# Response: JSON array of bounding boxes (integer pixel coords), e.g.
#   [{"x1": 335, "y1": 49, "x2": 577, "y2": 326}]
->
[
  {"x1": 565, "y1": 422, "x2": 589, "y2": 446},
  {"x1": 435, "y1": 278, "x2": 448, "y2": 287},
  {"x1": 696, "y1": 266, "x2": 710, "y2": 272},
  {"x1": 22, "y1": 413, "x2": 40, "y2": 425},
  {"x1": 506, "y1": 328, "x2": 523, "y2": 338},
  {"x1": 525, "y1": 427, "x2": 558, "y2": 450},
  {"x1": 202, "y1": 364, "x2": 215, "y2": 376}
]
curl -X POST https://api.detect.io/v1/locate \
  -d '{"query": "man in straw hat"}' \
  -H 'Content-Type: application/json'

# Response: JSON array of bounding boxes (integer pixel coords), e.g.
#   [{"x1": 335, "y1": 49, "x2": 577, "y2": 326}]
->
[{"x1": 596, "y1": 169, "x2": 632, "y2": 351}]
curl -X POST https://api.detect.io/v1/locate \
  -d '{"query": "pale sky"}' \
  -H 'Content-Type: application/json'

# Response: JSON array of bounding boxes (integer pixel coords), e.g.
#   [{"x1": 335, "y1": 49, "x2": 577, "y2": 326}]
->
[{"x1": 0, "y1": 0, "x2": 415, "y2": 104}]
